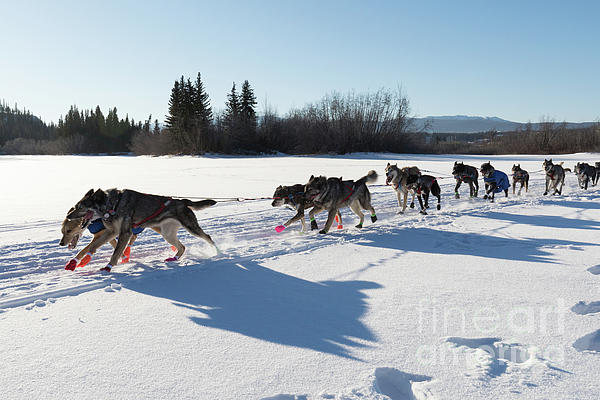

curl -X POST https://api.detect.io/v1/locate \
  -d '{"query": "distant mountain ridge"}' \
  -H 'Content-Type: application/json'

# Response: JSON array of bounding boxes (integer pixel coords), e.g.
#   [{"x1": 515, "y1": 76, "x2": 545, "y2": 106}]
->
[{"x1": 412, "y1": 115, "x2": 596, "y2": 134}]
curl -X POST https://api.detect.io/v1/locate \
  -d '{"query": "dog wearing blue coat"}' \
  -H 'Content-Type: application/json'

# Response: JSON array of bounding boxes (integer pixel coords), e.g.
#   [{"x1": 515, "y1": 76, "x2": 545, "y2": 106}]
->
[{"x1": 480, "y1": 162, "x2": 510, "y2": 202}]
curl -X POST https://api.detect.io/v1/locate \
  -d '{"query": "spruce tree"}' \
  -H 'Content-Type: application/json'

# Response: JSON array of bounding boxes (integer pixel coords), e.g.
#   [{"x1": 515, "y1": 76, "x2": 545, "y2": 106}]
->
[
  {"x1": 240, "y1": 80, "x2": 258, "y2": 151},
  {"x1": 192, "y1": 72, "x2": 212, "y2": 153},
  {"x1": 165, "y1": 78, "x2": 188, "y2": 152},
  {"x1": 224, "y1": 82, "x2": 241, "y2": 151},
  {"x1": 165, "y1": 79, "x2": 182, "y2": 131}
]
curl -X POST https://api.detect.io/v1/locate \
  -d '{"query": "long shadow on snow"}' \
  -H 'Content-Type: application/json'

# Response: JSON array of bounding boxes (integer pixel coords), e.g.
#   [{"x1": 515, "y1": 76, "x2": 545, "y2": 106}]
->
[
  {"x1": 481, "y1": 211, "x2": 600, "y2": 230},
  {"x1": 126, "y1": 259, "x2": 381, "y2": 360},
  {"x1": 355, "y1": 227, "x2": 594, "y2": 263},
  {"x1": 539, "y1": 199, "x2": 600, "y2": 210}
]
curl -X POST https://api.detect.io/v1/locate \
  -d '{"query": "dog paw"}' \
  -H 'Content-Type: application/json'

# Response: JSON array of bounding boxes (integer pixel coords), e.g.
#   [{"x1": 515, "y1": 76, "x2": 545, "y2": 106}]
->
[
  {"x1": 64, "y1": 259, "x2": 77, "y2": 271},
  {"x1": 310, "y1": 221, "x2": 318, "y2": 230},
  {"x1": 99, "y1": 265, "x2": 112, "y2": 273},
  {"x1": 275, "y1": 225, "x2": 286, "y2": 233},
  {"x1": 409, "y1": 203, "x2": 415, "y2": 208},
  {"x1": 77, "y1": 253, "x2": 92, "y2": 268},
  {"x1": 371, "y1": 215, "x2": 377, "y2": 223},
  {"x1": 419, "y1": 210, "x2": 428, "y2": 215},
  {"x1": 336, "y1": 224, "x2": 343, "y2": 230},
  {"x1": 437, "y1": 204, "x2": 441, "y2": 210},
  {"x1": 165, "y1": 256, "x2": 179, "y2": 262},
  {"x1": 318, "y1": 230, "x2": 327, "y2": 234},
  {"x1": 355, "y1": 223, "x2": 363, "y2": 228}
]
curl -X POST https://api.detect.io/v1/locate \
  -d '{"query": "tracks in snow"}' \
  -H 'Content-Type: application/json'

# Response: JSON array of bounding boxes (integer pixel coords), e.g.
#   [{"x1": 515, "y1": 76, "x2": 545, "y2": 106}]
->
[{"x1": 0, "y1": 178, "x2": 598, "y2": 313}]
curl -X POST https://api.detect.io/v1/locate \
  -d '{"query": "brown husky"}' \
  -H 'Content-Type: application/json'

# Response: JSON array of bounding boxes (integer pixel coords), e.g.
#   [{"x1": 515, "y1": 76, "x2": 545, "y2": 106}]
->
[
  {"x1": 59, "y1": 214, "x2": 163, "y2": 270},
  {"x1": 66, "y1": 189, "x2": 217, "y2": 272}
]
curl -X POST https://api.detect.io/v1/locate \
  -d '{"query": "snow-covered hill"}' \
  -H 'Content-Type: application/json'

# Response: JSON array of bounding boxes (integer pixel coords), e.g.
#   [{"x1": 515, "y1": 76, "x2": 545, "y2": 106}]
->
[
  {"x1": 412, "y1": 115, "x2": 595, "y2": 133},
  {"x1": 1, "y1": 154, "x2": 599, "y2": 399}
]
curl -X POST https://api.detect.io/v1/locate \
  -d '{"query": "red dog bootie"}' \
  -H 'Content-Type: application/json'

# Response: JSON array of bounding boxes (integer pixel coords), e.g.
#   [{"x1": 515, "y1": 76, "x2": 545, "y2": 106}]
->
[
  {"x1": 99, "y1": 265, "x2": 112, "y2": 273},
  {"x1": 77, "y1": 253, "x2": 93, "y2": 268},
  {"x1": 65, "y1": 259, "x2": 77, "y2": 271},
  {"x1": 121, "y1": 246, "x2": 131, "y2": 263}
]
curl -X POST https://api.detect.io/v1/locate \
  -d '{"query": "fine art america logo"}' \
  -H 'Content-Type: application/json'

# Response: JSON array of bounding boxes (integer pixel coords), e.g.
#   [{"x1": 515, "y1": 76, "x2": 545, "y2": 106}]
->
[{"x1": 413, "y1": 298, "x2": 567, "y2": 369}]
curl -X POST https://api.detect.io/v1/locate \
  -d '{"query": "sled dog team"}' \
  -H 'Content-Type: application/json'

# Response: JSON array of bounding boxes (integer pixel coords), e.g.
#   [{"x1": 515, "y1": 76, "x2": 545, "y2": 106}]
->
[{"x1": 59, "y1": 159, "x2": 599, "y2": 272}]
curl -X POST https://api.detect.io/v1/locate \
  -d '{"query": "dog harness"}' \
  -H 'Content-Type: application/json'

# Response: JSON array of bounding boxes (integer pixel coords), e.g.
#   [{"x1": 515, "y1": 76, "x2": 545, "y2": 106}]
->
[
  {"x1": 132, "y1": 199, "x2": 172, "y2": 228},
  {"x1": 342, "y1": 183, "x2": 355, "y2": 202},
  {"x1": 513, "y1": 170, "x2": 528, "y2": 180},
  {"x1": 87, "y1": 218, "x2": 144, "y2": 235}
]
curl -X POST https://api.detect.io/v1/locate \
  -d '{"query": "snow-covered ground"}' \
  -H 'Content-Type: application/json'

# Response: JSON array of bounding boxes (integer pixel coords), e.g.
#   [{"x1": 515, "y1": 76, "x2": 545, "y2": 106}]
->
[{"x1": 1, "y1": 153, "x2": 599, "y2": 399}]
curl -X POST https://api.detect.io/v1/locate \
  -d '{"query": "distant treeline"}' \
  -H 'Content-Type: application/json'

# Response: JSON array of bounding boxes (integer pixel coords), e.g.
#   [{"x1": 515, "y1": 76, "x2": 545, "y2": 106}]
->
[
  {"x1": 2, "y1": 76, "x2": 599, "y2": 155},
  {"x1": 429, "y1": 120, "x2": 600, "y2": 155},
  {"x1": 131, "y1": 73, "x2": 422, "y2": 155},
  {"x1": 1, "y1": 100, "x2": 146, "y2": 154}
]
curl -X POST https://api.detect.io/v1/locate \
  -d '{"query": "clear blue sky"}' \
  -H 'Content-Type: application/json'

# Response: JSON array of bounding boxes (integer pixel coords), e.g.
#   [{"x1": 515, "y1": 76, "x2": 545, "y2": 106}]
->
[{"x1": 1, "y1": 0, "x2": 598, "y2": 124}]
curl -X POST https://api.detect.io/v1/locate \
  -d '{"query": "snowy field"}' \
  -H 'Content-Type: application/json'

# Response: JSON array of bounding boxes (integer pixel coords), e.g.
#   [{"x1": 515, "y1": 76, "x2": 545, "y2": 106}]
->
[{"x1": 1, "y1": 153, "x2": 600, "y2": 400}]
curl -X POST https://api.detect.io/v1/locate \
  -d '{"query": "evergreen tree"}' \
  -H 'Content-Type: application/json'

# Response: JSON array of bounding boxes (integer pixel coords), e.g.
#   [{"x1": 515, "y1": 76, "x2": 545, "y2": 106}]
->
[
  {"x1": 240, "y1": 80, "x2": 258, "y2": 150},
  {"x1": 165, "y1": 79, "x2": 182, "y2": 131},
  {"x1": 224, "y1": 82, "x2": 240, "y2": 151},
  {"x1": 191, "y1": 72, "x2": 212, "y2": 153},
  {"x1": 193, "y1": 72, "x2": 213, "y2": 125}
]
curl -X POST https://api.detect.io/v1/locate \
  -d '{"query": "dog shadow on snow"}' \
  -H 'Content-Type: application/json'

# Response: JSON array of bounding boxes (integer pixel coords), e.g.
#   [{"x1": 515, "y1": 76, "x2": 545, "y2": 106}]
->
[
  {"x1": 126, "y1": 259, "x2": 381, "y2": 360},
  {"x1": 356, "y1": 226, "x2": 595, "y2": 264}
]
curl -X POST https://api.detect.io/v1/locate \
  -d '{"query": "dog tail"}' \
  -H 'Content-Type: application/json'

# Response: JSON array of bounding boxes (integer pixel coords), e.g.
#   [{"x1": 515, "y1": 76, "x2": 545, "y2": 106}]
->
[
  {"x1": 357, "y1": 170, "x2": 378, "y2": 186},
  {"x1": 183, "y1": 199, "x2": 217, "y2": 210}
]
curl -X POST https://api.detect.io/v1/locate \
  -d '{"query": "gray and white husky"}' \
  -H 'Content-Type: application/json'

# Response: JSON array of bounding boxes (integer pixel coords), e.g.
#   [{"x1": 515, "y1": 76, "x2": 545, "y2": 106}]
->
[
  {"x1": 271, "y1": 183, "x2": 341, "y2": 232},
  {"x1": 66, "y1": 188, "x2": 217, "y2": 271},
  {"x1": 304, "y1": 171, "x2": 378, "y2": 234},
  {"x1": 542, "y1": 159, "x2": 565, "y2": 196},
  {"x1": 384, "y1": 163, "x2": 421, "y2": 213},
  {"x1": 574, "y1": 162, "x2": 598, "y2": 190}
]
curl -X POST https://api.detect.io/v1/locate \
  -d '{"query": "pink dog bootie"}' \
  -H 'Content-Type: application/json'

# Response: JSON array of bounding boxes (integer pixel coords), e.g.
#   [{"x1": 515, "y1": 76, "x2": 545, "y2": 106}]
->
[{"x1": 275, "y1": 225, "x2": 286, "y2": 233}]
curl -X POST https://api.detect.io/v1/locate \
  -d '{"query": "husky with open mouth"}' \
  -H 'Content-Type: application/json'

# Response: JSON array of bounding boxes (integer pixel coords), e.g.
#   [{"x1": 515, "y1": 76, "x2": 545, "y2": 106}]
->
[
  {"x1": 59, "y1": 211, "x2": 164, "y2": 271},
  {"x1": 65, "y1": 188, "x2": 217, "y2": 272}
]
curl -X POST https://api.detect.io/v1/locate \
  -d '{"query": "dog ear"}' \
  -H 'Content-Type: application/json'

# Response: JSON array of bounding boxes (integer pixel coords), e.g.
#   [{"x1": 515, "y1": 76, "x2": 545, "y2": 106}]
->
[
  {"x1": 84, "y1": 189, "x2": 94, "y2": 198},
  {"x1": 309, "y1": 175, "x2": 314, "y2": 181},
  {"x1": 387, "y1": 162, "x2": 390, "y2": 167}
]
